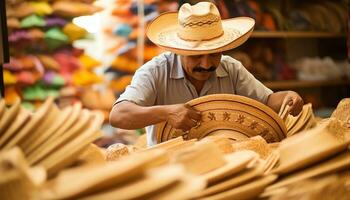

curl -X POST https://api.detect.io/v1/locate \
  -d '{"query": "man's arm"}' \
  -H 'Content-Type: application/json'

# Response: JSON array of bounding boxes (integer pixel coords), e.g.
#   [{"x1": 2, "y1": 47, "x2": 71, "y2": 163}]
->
[
  {"x1": 110, "y1": 101, "x2": 201, "y2": 131},
  {"x1": 267, "y1": 91, "x2": 304, "y2": 116}
]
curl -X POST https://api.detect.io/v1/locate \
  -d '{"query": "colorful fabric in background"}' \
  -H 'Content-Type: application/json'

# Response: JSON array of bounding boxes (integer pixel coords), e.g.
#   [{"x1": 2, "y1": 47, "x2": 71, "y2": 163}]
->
[
  {"x1": 4, "y1": 87, "x2": 21, "y2": 106},
  {"x1": 44, "y1": 28, "x2": 69, "y2": 50},
  {"x1": 3, "y1": 70, "x2": 17, "y2": 85},
  {"x1": 45, "y1": 17, "x2": 67, "y2": 27},
  {"x1": 52, "y1": 1, "x2": 103, "y2": 17},
  {"x1": 43, "y1": 71, "x2": 65, "y2": 87},
  {"x1": 104, "y1": 0, "x2": 170, "y2": 95},
  {"x1": 30, "y1": 1, "x2": 53, "y2": 16},
  {"x1": 5, "y1": 0, "x2": 105, "y2": 109},
  {"x1": 20, "y1": 14, "x2": 46, "y2": 28}
]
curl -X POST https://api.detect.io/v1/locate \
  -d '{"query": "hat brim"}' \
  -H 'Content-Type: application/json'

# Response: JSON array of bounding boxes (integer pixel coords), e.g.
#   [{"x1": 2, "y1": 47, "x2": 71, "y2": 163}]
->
[
  {"x1": 202, "y1": 175, "x2": 277, "y2": 200},
  {"x1": 146, "y1": 12, "x2": 255, "y2": 55},
  {"x1": 202, "y1": 150, "x2": 258, "y2": 184},
  {"x1": 272, "y1": 119, "x2": 350, "y2": 175},
  {"x1": 195, "y1": 165, "x2": 264, "y2": 198}
]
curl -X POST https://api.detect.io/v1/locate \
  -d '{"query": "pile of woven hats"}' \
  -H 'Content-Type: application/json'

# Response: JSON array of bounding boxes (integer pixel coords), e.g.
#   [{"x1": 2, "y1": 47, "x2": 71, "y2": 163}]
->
[
  {"x1": 4, "y1": 0, "x2": 104, "y2": 109},
  {"x1": 1, "y1": 95, "x2": 349, "y2": 199},
  {"x1": 260, "y1": 98, "x2": 350, "y2": 199},
  {"x1": 51, "y1": 133, "x2": 279, "y2": 199},
  {"x1": 279, "y1": 102, "x2": 317, "y2": 137},
  {"x1": 0, "y1": 97, "x2": 105, "y2": 177}
]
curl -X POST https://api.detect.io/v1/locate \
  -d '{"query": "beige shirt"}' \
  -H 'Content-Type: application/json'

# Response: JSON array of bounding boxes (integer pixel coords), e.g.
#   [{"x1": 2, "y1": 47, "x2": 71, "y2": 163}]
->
[{"x1": 116, "y1": 52, "x2": 273, "y2": 146}]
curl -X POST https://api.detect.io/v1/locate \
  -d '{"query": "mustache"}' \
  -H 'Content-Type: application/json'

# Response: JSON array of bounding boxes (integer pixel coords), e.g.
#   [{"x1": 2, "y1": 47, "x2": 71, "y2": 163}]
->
[{"x1": 193, "y1": 66, "x2": 216, "y2": 73}]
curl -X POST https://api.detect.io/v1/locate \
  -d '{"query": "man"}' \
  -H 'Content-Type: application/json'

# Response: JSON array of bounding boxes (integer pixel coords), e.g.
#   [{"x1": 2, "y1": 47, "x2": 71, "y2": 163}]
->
[{"x1": 110, "y1": 2, "x2": 303, "y2": 146}]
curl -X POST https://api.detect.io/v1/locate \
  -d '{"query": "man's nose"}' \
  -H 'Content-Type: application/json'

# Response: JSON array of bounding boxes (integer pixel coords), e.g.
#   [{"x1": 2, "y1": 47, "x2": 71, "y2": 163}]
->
[{"x1": 200, "y1": 55, "x2": 211, "y2": 68}]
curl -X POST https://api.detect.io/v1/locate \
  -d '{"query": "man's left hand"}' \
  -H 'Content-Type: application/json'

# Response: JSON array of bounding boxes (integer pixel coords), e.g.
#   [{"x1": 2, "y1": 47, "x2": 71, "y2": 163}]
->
[{"x1": 283, "y1": 91, "x2": 304, "y2": 116}]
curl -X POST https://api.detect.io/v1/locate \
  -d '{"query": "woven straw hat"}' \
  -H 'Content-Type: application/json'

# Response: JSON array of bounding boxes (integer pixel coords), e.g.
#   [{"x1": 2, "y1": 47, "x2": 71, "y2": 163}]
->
[
  {"x1": 156, "y1": 94, "x2": 287, "y2": 143},
  {"x1": 146, "y1": 2, "x2": 255, "y2": 55},
  {"x1": 272, "y1": 118, "x2": 350, "y2": 175}
]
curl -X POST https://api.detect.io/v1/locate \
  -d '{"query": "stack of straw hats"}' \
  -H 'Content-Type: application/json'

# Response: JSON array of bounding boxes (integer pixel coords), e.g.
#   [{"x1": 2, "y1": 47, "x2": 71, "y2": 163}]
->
[
  {"x1": 1, "y1": 95, "x2": 349, "y2": 199},
  {"x1": 0, "y1": 97, "x2": 104, "y2": 176},
  {"x1": 0, "y1": 148, "x2": 46, "y2": 199},
  {"x1": 1, "y1": 135, "x2": 281, "y2": 199},
  {"x1": 262, "y1": 99, "x2": 350, "y2": 199},
  {"x1": 278, "y1": 103, "x2": 317, "y2": 137},
  {"x1": 40, "y1": 148, "x2": 206, "y2": 200}
]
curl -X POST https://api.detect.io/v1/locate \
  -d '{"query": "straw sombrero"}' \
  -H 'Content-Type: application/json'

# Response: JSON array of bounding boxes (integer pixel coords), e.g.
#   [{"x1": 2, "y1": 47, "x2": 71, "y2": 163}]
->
[
  {"x1": 3, "y1": 97, "x2": 54, "y2": 150},
  {"x1": 266, "y1": 150, "x2": 350, "y2": 192},
  {"x1": 272, "y1": 118, "x2": 350, "y2": 175},
  {"x1": 25, "y1": 105, "x2": 72, "y2": 156},
  {"x1": 0, "y1": 107, "x2": 30, "y2": 148},
  {"x1": 81, "y1": 165, "x2": 184, "y2": 200},
  {"x1": 0, "y1": 100, "x2": 21, "y2": 135},
  {"x1": 41, "y1": 149, "x2": 165, "y2": 199},
  {"x1": 21, "y1": 104, "x2": 61, "y2": 154},
  {"x1": 27, "y1": 103, "x2": 81, "y2": 164},
  {"x1": 201, "y1": 175, "x2": 277, "y2": 200},
  {"x1": 156, "y1": 94, "x2": 287, "y2": 143},
  {"x1": 196, "y1": 165, "x2": 264, "y2": 198},
  {"x1": 146, "y1": 2, "x2": 255, "y2": 55},
  {"x1": 0, "y1": 147, "x2": 46, "y2": 200},
  {"x1": 41, "y1": 111, "x2": 104, "y2": 175},
  {"x1": 150, "y1": 172, "x2": 206, "y2": 200},
  {"x1": 202, "y1": 150, "x2": 258, "y2": 184}
]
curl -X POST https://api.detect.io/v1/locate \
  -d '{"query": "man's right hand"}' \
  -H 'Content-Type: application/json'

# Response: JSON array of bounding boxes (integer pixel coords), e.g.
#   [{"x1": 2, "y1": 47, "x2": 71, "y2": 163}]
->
[{"x1": 166, "y1": 104, "x2": 202, "y2": 132}]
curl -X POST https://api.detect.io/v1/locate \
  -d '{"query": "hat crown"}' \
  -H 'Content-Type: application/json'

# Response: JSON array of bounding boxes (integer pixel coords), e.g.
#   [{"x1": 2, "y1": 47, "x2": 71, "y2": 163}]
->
[
  {"x1": 178, "y1": 2, "x2": 223, "y2": 41},
  {"x1": 179, "y1": 2, "x2": 220, "y2": 19}
]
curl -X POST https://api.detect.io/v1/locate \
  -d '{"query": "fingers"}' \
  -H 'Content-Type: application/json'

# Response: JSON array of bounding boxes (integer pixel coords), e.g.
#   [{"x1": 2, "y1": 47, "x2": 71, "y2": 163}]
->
[
  {"x1": 287, "y1": 95, "x2": 304, "y2": 116},
  {"x1": 184, "y1": 104, "x2": 202, "y2": 121},
  {"x1": 182, "y1": 118, "x2": 197, "y2": 131},
  {"x1": 183, "y1": 105, "x2": 201, "y2": 131},
  {"x1": 188, "y1": 109, "x2": 202, "y2": 121},
  {"x1": 168, "y1": 104, "x2": 202, "y2": 132}
]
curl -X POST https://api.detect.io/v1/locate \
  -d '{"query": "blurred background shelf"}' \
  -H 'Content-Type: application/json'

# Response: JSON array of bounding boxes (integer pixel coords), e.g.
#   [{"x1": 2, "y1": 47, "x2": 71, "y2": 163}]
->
[
  {"x1": 251, "y1": 31, "x2": 347, "y2": 38},
  {"x1": 263, "y1": 79, "x2": 350, "y2": 90}
]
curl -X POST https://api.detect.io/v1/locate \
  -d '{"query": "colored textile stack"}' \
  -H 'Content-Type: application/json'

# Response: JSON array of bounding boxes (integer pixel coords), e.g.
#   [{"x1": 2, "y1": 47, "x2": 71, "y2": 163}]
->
[
  {"x1": 4, "y1": 0, "x2": 104, "y2": 109},
  {"x1": 103, "y1": 0, "x2": 177, "y2": 95}
]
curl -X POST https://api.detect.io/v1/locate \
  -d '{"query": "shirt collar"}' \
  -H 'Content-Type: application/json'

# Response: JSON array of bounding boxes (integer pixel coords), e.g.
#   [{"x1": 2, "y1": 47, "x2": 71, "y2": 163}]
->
[
  {"x1": 170, "y1": 53, "x2": 229, "y2": 79},
  {"x1": 170, "y1": 54, "x2": 185, "y2": 79}
]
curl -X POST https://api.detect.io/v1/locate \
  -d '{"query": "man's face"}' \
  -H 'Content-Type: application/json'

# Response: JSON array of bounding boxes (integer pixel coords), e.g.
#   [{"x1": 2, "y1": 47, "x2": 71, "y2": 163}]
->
[{"x1": 181, "y1": 53, "x2": 222, "y2": 81}]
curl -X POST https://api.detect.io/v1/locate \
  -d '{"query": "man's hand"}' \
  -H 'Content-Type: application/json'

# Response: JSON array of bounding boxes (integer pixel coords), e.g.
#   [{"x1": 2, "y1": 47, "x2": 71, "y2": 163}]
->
[
  {"x1": 267, "y1": 91, "x2": 303, "y2": 116},
  {"x1": 282, "y1": 91, "x2": 304, "y2": 116},
  {"x1": 167, "y1": 104, "x2": 202, "y2": 131}
]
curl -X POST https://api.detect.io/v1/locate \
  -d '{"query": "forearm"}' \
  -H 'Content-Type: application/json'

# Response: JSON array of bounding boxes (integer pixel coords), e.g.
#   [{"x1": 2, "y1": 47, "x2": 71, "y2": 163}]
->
[{"x1": 110, "y1": 101, "x2": 169, "y2": 129}]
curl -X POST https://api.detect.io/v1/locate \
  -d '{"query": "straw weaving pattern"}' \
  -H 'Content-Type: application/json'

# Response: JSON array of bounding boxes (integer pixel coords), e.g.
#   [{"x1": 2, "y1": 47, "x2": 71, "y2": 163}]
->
[{"x1": 181, "y1": 17, "x2": 220, "y2": 28}]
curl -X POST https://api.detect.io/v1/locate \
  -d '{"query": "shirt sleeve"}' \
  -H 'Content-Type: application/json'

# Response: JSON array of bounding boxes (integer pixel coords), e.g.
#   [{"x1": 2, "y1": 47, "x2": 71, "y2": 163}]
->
[
  {"x1": 115, "y1": 64, "x2": 157, "y2": 106},
  {"x1": 231, "y1": 58, "x2": 273, "y2": 104}
]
